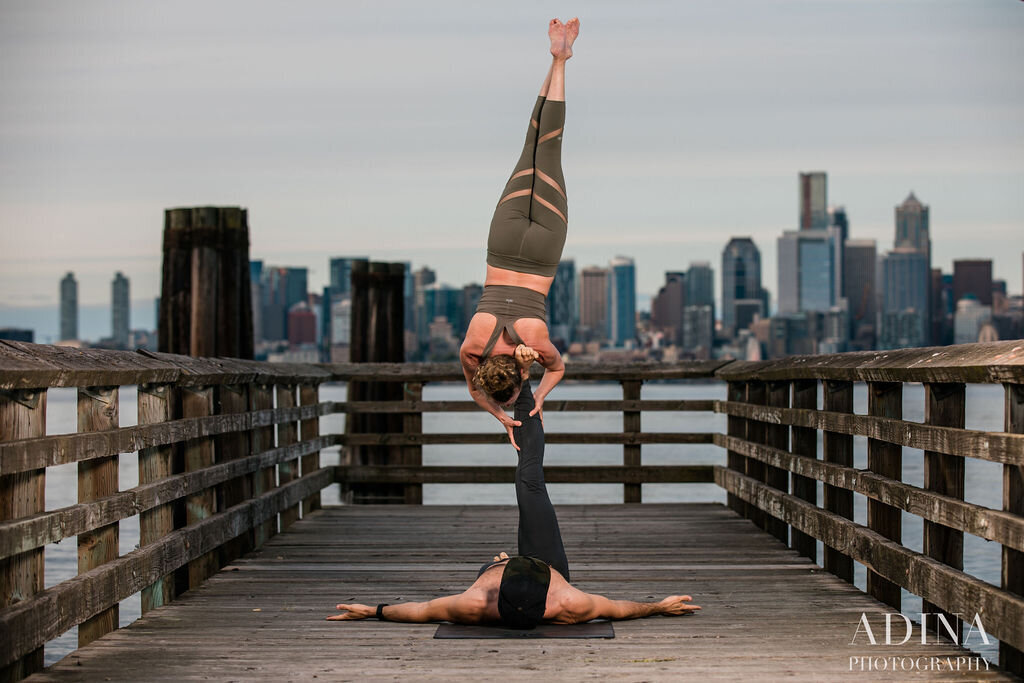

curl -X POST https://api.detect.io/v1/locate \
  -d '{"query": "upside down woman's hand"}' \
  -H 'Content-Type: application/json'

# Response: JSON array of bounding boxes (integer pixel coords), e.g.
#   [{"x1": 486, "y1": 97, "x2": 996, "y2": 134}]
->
[
  {"x1": 528, "y1": 396, "x2": 544, "y2": 424},
  {"x1": 498, "y1": 413, "x2": 522, "y2": 450},
  {"x1": 515, "y1": 344, "x2": 540, "y2": 368}
]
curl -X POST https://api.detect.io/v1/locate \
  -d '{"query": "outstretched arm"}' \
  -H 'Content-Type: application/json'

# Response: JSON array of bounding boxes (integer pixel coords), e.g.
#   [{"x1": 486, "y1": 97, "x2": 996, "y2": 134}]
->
[
  {"x1": 328, "y1": 593, "x2": 483, "y2": 623},
  {"x1": 552, "y1": 592, "x2": 700, "y2": 624}
]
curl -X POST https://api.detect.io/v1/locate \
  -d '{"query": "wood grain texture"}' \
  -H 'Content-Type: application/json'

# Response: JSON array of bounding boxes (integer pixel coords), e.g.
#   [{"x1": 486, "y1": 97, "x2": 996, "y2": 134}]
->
[
  {"x1": 334, "y1": 465, "x2": 715, "y2": 484},
  {"x1": 789, "y1": 379, "x2": 817, "y2": 562},
  {"x1": 1002, "y1": 382, "x2": 1024, "y2": 676},
  {"x1": 138, "y1": 383, "x2": 176, "y2": 613},
  {"x1": 622, "y1": 380, "x2": 642, "y2": 504},
  {"x1": 822, "y1": 380, "x2": 854, "y2": 583}
]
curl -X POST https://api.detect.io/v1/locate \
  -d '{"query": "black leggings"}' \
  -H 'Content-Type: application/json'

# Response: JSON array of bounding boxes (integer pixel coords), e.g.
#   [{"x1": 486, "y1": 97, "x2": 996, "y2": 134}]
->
[
  {"x1": 512, "y1": 382, "x2": 570, "y2": 581},
  {"x1": 485, "y1": 96, "x2": 568, "y2": 278}
]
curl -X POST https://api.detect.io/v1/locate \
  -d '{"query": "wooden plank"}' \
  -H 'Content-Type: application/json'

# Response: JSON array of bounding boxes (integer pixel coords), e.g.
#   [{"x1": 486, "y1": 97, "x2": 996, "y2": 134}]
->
[
  {"x1": 714, "y1": 339, "x2": 1024, "y2": 383},
  {"x1": 0, "y1": 468, "x2": 333, "y2": 668},
  {"x1": 622, "y1": 380, "x2": 642, "y2": 503},
  {"x1": 251, "y1": 383, "x2": 277, "y2": 546},
  {"x1": 77, "y1": 386, "x2": 119, "y2": 648},
  {"x1": 138, "y1": 383, "x2": 176, "y2": 613},
  {"x1": 321, "y1": 360, "x2": 730, "y2": 383},
  {"x1": 1003, "y1": 382, "x2": 1024, "y2": 677},
  {"x1": 866, "y1": 381, "x2": 902, "y2": 611},
  {"x1": 714, "y1": 400, "x2": 1024, "y2": 465},
  {"x1": 189, "y1": 244, "x2": 218, "y2": 357},
  {"x1": 276, "y1": 385, "x2": 299, "y2": 530},
  {"x1": 714, "y1": 433, "x2": 1024, "y2": 551},
  {"x1": 335, "y1": 432, "x2": 715, "y2": 446},
  {"x1": 716, "y1": 466, "x2": 1024, "y2": 654},
  {"x1": 0, "y1": 436, "x2": 332, "y2": 560},
  {"x1": 725, "y1": 381, "x2": 746, "y2": 517},
  {"x1": 335, "y1": 399, "x2": 717, "y2": 413},
  {"x1": 789, "y1": 379, "x2": 816, "y2": 561},
  {"x1": 763, "y1": 381, "x2": 789, "y2": 543},
  {"x1": 182, "y1": 386, "x2": 218, "y2": 589},
  {"x1": 0, "y1": 387, "x2": 46, "y2": 679},
  {"x1": 398, "y1": 383, "x2": 422, "y2": 505},
  {"x1": 922, "y1": 382, "x2": 966, "y2": 641},
  {"x1": 0, "y1": 342, "x2": 179, "y2": 390},
  {"x1": 217, "y1": 383, "x2": 253, "y2": 566},
  {"x1": 822, "y1": 380, "x2": 854, "y2": 583},
  {"x1": 334, "y1": 464, "x2": 715, "y2": 484},
  {"x1": 744, "y1": 381, "x2": 768, "y2": 532},
  {"x1": 0, "y1": 401, "x2": 333, "y2": 475}
]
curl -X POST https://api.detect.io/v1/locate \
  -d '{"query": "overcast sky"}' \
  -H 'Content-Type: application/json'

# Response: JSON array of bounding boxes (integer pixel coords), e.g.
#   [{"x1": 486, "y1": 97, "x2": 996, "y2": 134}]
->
[{"x1": 1, "y1": 0, "x2": 1022, "y2": 319}]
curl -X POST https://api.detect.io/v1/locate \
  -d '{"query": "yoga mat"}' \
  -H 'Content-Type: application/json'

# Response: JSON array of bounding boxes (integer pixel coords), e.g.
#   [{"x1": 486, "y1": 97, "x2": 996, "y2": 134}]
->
[{"x1": 434, "y1": 620, "x2": 614, "y2": 639}]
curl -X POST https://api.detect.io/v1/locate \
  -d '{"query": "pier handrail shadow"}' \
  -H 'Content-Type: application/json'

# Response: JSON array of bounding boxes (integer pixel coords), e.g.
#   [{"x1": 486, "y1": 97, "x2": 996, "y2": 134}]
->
[{"x1": 0, "y1": 339, "x2": 1022, "y2": 679}]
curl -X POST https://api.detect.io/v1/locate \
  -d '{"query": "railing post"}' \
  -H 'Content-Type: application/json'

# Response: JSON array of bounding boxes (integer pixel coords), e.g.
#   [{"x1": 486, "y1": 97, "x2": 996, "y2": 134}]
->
[
  {"x1": 622, "y1": 380, "x2": 642, "y2": 504},
  {"x1": 139, "y1": 383, "x2": 178, "y2": 612},
  {"x1": 218, "y1": 383, "x2": 253, "y2": 565},
  {"x1": 790, "y1": 380, "x2": 817, "y2": 561},
  {"x1": 921, "y1": 382, "x2": 965, "y2": 641},
  {"x1": 401, "y1": 382, "x2": 423, "y2": 505},
  {"x1": 726, "y1": 381, "x2": 747, "y2": 518},
  {"x1": 276, "y1": 384, "x2": 300, "y2": 529},
  {"x1": 1001, "y1": 382, "x2": 1024, "y2": 676},
  {"x1": 823, "y1": 380, "x2": 854, "y2": 582},
  {"x1": 181, "y1": 385, "x2": 218, "y2": 589},
  {"x1": 763, "y1": 381, "x2": 790, "y2": 543},
  {"x1": 866, "y1": 381, "x2": 902, "y2": 610},
  {"x1": 0, "y1": 388, "x2": 46, "y2": 679},
  {"x1": 77, "y1": 386, "x2": 119, "y2": 648},
  {"x1": 300, "y1": 383, "x2": 323, "y2": 514},
  {"x1": 251, "y1": 382, "x2": 277, "y2": 545},
  {"x1": 744, "y1": 381, "x2": 767, "y2": 530}
]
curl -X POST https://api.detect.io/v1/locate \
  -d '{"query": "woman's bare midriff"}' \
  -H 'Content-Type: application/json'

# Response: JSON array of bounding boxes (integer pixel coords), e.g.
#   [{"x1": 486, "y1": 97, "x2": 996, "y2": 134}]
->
[{"x1": 485, "y1": 265, "x2": 555, "y2": 297}]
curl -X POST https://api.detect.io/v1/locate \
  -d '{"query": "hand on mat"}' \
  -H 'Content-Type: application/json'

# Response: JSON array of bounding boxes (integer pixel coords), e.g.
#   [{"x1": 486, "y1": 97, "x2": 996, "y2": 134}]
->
[
  {"x1": 327, "y1": 603, "x2": 373, "y2": 620},
  {"x1": 498, "y1": 413, "x2": 522, "y2": 450},
  {"x1": 492, "y1": 551, "x2": 510, "y2": 562},
  {"x1": 515, "y1": 344, "x2": 539, "y2": 368},
  {"x1": 659, "y1": 595, "x2": 701, "y2": 616}
]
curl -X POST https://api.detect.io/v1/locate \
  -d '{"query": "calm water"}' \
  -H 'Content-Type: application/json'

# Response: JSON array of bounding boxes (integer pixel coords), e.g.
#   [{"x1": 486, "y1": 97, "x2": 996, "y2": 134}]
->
[{"x1": 39, "y1": 381, "x2": 1006, "y2": 665}]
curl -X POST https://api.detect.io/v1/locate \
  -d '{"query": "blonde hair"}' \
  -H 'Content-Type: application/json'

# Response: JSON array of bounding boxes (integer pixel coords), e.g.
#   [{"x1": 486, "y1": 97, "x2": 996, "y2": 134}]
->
[{"x1": 473, "y1": 355, "x2": 521, "y2": 403}]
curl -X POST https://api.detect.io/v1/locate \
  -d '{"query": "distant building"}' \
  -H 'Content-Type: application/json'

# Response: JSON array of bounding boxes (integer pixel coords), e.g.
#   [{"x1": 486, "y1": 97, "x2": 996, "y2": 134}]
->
[
  {"x1": 686, "y1": 262, "x2": 714, "y2": 321},
  {"x1": 329, "y1": 257, "x2": 368, "y2": 299},
  {"x1": 547, "y1": 260, "x2": 577, "y2": 348},
  {"x1": 777, "y1": 228, "x2": 842, "y2": 314},
  {"x1": 721, "y1": 237, "x2": 764, "y2": 334},
  {"x1": 287, "y1": 301, "x2": 317, "y2": 347},
  {"x1": 954, "y1": 296, "x2": 992, "y2": 344},
  {"x1": 112, "y1": 271, "x2": 130, "y2": 349},
  {"x1": 843, "y1": 239, "x2": 877, "y2": 349},
  {"x1": 894, "y1": 192, "x2": 931, "y2": 256},
  {"x1": 880, "y1": 248, "x2": 929, "y2": 349},
  {"x1": 261, "y1": 267, "x2": 308, "y2": 341},
  {"x1": 953, "y1": 259, "x2": 993, "y2": 307},
  {"x1": 60, "y1": 272, "x2": 78, "y2": 341},
  {"x1": 412, "y1": 266, "x2": 437, "y2": 348},
  {"x1": 733, "y1": 299, "x2": 764, "y2": 334},
  {"x1": 828, "y1": 205, "x2": 849, "y2": 244},
  {"x1": 0, "y1": 328, "x2": 34, "y2": 343},
  {"x1": 651, "y1": 272, "x2": 686, "y2": 345},
  {"x1": 799, "y1": 171, "x2": 828, "y2": 230},
  {"x1": 423, "y1": 284, "x2": 465, "y2": 338},
  {"x1": 461, "y1": 283, "x2": 483, "y2": 337},
  {"x1": 609, "y1": 256, "x2": 637, "y2": 346},
  {"x1": 250, "y1": 260, "x2": 264, "y2": 344},
  {"x1": 682, "y1": 305, "x2": 713, "y2": 358},
  {"x1": 579, "y1": 266, "x2": 609, "y2": 342}
]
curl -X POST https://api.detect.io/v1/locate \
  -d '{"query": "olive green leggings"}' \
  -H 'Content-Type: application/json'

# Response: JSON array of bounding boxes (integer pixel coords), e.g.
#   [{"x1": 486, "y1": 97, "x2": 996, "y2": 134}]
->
[{"x1": 485, "y1": 96, "x2": 567, "y2": 278}]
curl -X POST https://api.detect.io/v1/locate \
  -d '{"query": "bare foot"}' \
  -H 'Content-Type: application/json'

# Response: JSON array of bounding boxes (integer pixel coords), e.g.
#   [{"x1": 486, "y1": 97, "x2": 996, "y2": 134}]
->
[
  {"x1": 565, "y1": 17, "x2": 580, "y2": 53},
  {"x1": 548, "y1": 18, "x2": 567, "y2": 59}
]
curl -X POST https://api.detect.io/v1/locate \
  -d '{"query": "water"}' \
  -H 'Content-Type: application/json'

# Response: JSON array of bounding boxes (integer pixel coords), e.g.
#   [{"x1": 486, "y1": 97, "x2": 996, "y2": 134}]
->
[{"x1": 38, "y1": 381, "x2": 1006, "y2": 666}]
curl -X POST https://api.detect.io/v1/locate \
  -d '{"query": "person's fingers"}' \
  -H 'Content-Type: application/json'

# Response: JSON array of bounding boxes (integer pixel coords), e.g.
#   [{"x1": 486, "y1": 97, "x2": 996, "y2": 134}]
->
[{"x1": 507, "y1": 427, "x2": 520, "y2": 451}]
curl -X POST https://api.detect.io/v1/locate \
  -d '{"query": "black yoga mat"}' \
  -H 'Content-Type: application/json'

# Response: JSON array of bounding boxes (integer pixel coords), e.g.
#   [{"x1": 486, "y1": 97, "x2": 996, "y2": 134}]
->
[{"x1": 434, "y1": 620, "x2": 614, "y2": 639}]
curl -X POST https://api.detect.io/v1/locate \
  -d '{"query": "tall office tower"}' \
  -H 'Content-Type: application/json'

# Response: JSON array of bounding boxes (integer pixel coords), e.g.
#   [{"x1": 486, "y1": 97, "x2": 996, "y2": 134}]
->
[
  {"x1": 423, "y1": 283, "x2": 464, "y2": 336},
  {"x1": 329, "y1": 257, "x2": 368, "y2": 298},
  {"x1": 954, "y1": 297, "x2": 992, "y2": 344},
  {"x1": 651, "y1": 272, "x2": 686, "y2": 345},
  {"x1": 412, "y1": 266, "x2": 437, "y2": 346},
  {"x1": 777, "y1": 227, "x2": 842, "y2": 314},
  {"x1": 60, "y1": 272, "x2": 78, "y2": 341},
  {"x1": 799, "y1": 171, "x2": 828, "y2": 230},
  {"x1": 250, "y1": 261, "x2": 264, "y2": 344},
  {"x1": 461, "y1": 283, "x2": 483, "y2": 336},
  {"x1": 686, "y1": 261, "x2": 715, "y2": 321},
  {"x1": 261, "y1": 267, "x2": 308, "y2": 341},
  {"x1": 953, "y1": 259, "x2": 993, "y2": 306},
  {"x1": 682, "y1": 305, "x2": 714, "y2": 358},
  {"x1": 880, "y1": 248, "x2": 929, "y2": 349},
  {"x1": 608, "y1": 256, "x2": 637, "y2": 346},
  {"x1": 111, "y1": 271, "x2": 130, "y2": 348},
  {"x1": 843, "y1": 239, "x2": 877, "y2": 348},
  {"x1": 721, "y1": 237, "x2": 763, "y2": 334},
  {"x1": 828, "y1": 206, "x2": 849, "y2": 244},
  {"x1": 579, "y1": 266, "x2": 609, "y2": 342},
  {"x1": 547, "y1": 260, "x2": 578, "y2": 347},
  {"x1": 894, "y1": 192, "x2": 931, "y2": 255}
]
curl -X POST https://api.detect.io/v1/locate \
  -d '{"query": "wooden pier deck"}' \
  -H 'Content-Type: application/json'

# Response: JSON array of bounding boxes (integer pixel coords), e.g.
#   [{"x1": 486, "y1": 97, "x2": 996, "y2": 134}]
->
[{"x1": 29, "y1": 504, "x2": 1010, "y2": 682}]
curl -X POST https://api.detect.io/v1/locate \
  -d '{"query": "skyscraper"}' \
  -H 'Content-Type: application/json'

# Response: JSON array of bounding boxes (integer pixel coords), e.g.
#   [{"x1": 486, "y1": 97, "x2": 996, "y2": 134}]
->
[
  {"x1": 721, "y1": 237, "x2": 763, "y2": 333},
  {"x1": 547, "y1": 260, "x2": 577, "y2": 347},
  {"x1": 579, "y1": 266, "x2": 609, "y2": 342},
  {"x1": 953, "y1": 259, "x2": 993, "y2": 306},
  {"x1": 894, "y1": 192, "x2": 930, "y2": 255},
  {"x1": 777, "y1": 228, "x2": 842, "y2": 314},
  {"x1": 880, "y1": 248, "x2": 929, "y2": 349},
  {"x1": 261, "y1": 267, "x2": 309, "y2": 341},
  {"x1": 686, "y1": 262, "x2": 714, "y2": 316},
  {"x1": 60, "y1": 272, "x2": 78, "y2": 341},
  {"x1": 799, "y1": 172, "x2": 828, "y2": 230},
  {"x1": 608, "y1": 256, "x2": 637, "y2": 346},
  {"x1": 651, "y1": 272, "x2": 686, "y2": 345},
  {"x1": 843, "y1": 239, "x2": 877, "y2": 348},
  {"x1": 112, "y1": 271, "x2": 130, "y2": 348},
  {"x1": 329, "y1": 257, "x2": 368, "y2": 298}
]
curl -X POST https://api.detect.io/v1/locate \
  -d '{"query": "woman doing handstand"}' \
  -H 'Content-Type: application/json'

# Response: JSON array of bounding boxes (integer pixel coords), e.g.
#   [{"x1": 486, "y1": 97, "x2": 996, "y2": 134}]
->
[{"x1": 460, "y1": 17, "x2": 579, "y2": 449}]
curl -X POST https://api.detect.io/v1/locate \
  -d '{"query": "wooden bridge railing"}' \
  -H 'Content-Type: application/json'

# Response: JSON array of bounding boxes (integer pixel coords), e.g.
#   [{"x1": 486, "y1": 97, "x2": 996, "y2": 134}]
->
[
  {"x1": 1, "y1": 339, "x2": 1023, "y2": 678},
  {"x1": 713, "y1": 340, "x2": 1024, "y2": 676}
]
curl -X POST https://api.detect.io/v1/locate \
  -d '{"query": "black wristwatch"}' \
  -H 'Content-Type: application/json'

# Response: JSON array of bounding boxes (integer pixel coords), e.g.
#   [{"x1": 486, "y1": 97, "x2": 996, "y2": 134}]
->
[{"x1": 376, "y1": 603, "x2": 389, "y2": 620}]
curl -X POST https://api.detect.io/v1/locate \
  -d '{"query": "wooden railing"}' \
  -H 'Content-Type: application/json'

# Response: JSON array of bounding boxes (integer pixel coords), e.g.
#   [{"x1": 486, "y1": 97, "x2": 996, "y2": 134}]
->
[
  {"x1": 1, "y1": 339, "x2": 1022, "y2": 678},
  {"x1": 713, "y1": 340, "x2": 1024, "y2": 676}
]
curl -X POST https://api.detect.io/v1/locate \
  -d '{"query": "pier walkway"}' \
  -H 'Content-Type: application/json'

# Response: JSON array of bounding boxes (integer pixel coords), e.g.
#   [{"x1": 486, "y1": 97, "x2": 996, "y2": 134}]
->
[{"x1": 29, "y1": 504, "x2": 1010, "y2": 681}]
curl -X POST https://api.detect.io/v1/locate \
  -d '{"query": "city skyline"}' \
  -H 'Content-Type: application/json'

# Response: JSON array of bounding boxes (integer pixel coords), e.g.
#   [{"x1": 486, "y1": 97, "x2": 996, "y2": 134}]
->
[{"x1": 1, "y1": 2, "x2": 1021, "y2": 312}]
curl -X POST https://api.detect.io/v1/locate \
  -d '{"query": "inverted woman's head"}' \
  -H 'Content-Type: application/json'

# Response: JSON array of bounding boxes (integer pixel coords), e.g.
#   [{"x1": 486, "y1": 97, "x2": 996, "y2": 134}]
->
[{"x1": 473, "y1": 355, "x2": 525, "y2": 406}]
